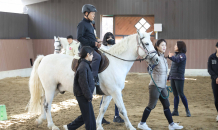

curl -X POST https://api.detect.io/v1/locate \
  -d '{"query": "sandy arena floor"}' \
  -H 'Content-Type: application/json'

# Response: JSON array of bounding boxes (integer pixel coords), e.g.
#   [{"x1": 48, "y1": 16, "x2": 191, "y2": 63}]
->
[{"x1": 0, "y1": 73, "x2": 217, "y2": 130}]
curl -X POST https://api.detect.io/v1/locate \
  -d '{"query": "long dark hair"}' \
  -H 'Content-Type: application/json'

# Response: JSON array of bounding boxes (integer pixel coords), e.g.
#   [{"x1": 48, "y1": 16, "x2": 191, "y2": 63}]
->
[
  {"x1": 215, "y1": 42, "x2": 218, "y2": 53},
  {"x1": 75, "y1": 46, "x2": 94, "y2": 70},
  {"x1": 154, "y1": 39, "x2": 167, "y2": 56},
  {"x1": 103, "y1": 32, "x2": 115, "y2": 46},
  {"x1": 177, "y1": 41, "x2": 187, "y2": 53}
]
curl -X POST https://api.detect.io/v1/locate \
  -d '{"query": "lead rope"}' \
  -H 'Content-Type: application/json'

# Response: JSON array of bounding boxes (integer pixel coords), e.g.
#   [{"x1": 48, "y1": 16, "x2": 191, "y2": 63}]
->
[{"x1": 148, "y1": 65, "x2": 173, "y2": 99}]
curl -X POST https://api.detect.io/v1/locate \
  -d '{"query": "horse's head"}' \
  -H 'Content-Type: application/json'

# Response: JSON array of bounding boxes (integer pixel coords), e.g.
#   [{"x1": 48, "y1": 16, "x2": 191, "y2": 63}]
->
[
  {"x1": 54, "y1": 36, "x2": 62, "y2": 49},
  {"x1": 136, "y1": 31, "x2": 159, "y2": 66}
]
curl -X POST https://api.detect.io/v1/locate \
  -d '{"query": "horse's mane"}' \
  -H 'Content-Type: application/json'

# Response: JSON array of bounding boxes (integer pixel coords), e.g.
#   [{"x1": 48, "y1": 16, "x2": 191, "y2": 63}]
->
[{"x1": 107, "y1": 34, "x2": 137, "y2": 55}]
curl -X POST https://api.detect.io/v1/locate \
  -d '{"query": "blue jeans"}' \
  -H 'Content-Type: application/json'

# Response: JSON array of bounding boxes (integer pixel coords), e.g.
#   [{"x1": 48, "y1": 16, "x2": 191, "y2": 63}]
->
[{"x1": 100, "y1": 96, "x2": 119, "y2": 117}]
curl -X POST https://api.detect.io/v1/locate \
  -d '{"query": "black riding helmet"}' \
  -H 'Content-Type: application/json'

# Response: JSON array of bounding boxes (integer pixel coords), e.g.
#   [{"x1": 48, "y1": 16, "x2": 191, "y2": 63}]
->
[
  {"x1": 82, "y1": 4, "x2": 97, "y2": 14},
  {"x1": 82, "y1": 4, "x2": 97, "y2": 21}
]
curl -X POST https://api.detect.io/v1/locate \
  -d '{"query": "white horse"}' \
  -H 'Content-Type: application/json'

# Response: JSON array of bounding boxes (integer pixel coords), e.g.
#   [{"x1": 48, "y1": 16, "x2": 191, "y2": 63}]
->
[
  {"x1": 54, "y1": 36, "x2": 74, "y2": 54},
  {"x1": 27, "y1": 31, "x2": 159, "y2": 130}
]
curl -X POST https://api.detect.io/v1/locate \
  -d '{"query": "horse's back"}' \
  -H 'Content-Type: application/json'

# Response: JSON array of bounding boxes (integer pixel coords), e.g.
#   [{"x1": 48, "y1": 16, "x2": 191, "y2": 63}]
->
[{"x1": 37, "y1": 54, "x2": 75, "y2": 91}]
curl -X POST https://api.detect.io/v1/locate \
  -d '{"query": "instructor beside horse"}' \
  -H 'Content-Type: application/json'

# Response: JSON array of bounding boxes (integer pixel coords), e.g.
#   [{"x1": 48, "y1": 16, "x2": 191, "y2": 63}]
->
[{"x1": 138, "y1": 39, "x2": 183, "y2": 130}]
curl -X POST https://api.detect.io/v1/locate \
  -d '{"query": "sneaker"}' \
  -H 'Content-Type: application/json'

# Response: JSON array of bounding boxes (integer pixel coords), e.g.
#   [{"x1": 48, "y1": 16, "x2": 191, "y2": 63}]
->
[
  {"x1": 216, "y1": 115, "x2": 218, "y2": 122},
  {"x1": 186, "y1": 109, "x2": 191, "y2": 117},
  {"x1": 172, "y1": 108, "x2": 179, "y2": 116},
  {"x1": 63, "y1": 125, "x2": 68, "y2": 130},
  {"x1": 137, "y1": 122, "x2": 151, "y2": 130},
  {"x1": 102, "y1": 117, "x2": 110, "y2": 124},
  {"x1": 168, "y1": 123, "x2": 183, "y2": 130},
  {"x1": 113, "y1": 116, "x2": 124, "y2": 123}
]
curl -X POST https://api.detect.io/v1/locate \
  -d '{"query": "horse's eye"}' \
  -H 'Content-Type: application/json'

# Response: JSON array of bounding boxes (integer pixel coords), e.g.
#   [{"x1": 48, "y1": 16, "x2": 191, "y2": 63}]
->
[{"x1": 145, "y1": 43, "x2": 149, "y2": 45}]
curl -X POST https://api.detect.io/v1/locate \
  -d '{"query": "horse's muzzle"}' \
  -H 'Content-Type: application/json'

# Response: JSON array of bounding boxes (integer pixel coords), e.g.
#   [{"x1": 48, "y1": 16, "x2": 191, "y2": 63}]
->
[{"x1": 152, "y1": 56, "x2": 159, "y2": 65}]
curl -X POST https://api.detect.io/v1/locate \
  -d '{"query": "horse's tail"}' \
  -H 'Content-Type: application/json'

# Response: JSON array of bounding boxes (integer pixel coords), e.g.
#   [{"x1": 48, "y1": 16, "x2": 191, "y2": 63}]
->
[{"x1": 27, "y1": 55, "x2": 45, "y2": 114}]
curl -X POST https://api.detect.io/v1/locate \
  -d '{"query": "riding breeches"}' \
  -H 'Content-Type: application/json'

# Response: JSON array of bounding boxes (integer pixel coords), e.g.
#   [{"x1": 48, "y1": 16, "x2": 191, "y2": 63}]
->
[
  {"x1": 171, "y1": 79, "x2": 185, "y2": 97},
  {"x1": 147, "y1": 85, "x2": 170, "y2": 110},
  {"x1": 91, "y1": 51, "x2": 101, "y2": 77}
]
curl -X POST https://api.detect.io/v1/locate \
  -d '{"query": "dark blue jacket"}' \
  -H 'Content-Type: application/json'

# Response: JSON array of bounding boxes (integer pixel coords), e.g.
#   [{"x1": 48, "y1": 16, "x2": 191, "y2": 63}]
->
[
  {"x1": 208, "y1": 53, "x2": 218, "y2": 81},
  {"x1": 77, "y1": 18, "x2": 98, "y2": 50},
  {"x1": 73, "y1": 59, "x2": 95, "y2": 101},
  {"x1": 168, "y1": 52, "x2": 186, "y2": 80}
]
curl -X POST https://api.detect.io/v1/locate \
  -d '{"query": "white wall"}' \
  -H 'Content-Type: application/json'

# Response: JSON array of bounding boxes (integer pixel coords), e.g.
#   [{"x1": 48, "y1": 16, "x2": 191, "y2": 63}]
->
[
  {"x1": 130, "y1": 69, "x2": 210, "y2": 77},
  {"x1": 184, "y1": 69, "x2": 210, "y2": 76},
  {"x1": 0, "y1": 68, "x2": 32, "y2": 80},
  {"x1": 0, "y1": 68, "x2": 210, "y2": 80}
]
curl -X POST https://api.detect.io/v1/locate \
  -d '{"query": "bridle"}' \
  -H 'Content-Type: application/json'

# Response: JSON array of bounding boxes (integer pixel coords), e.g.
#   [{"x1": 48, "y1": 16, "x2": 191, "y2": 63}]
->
[
  {"x1": 136, "y1": 35, "x2": 157, "y2": 62},
  {"x1": 99, "y1": 35, "x2": 158, "y2": 63}
]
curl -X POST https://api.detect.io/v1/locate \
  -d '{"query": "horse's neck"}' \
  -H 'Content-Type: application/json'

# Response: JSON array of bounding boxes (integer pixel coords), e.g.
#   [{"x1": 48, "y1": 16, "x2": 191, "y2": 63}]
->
[
  {"x1": 111, "y1": 36, "x2": 138, "y2": 74},
  {"x1": 60, "y1": 38, "x2": 68, "y2": 48}
]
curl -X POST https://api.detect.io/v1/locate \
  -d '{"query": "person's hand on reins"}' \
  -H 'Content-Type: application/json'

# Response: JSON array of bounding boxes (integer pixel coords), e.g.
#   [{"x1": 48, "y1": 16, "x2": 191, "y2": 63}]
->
[
  {"x1": 97, "y1": 42, "x2": 101, "y2": 48},
  {"x1": 95, "y1": 42, "x2": 98, "y2": 47},
  {"x1": 95, "y1": 41, "x2": 102, "y2": 48}
]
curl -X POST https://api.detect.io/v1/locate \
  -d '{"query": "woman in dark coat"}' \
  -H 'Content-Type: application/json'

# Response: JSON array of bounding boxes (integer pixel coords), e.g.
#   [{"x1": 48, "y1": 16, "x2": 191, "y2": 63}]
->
[
  {"x1": 63, "y1": 46, "x2": 96, "y2": 130},
  {"x1": 207, "y1": 42, "x2": 218, "y2": 122},
  {"x1": 168, "y1": 41, "x2": 191, "y2": 117}
]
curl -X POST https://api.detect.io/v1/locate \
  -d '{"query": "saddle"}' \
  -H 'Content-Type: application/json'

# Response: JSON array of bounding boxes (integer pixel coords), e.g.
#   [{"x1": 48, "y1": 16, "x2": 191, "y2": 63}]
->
[{"x1": 71, "y1": 50, "x2": 109, "y2": 73}]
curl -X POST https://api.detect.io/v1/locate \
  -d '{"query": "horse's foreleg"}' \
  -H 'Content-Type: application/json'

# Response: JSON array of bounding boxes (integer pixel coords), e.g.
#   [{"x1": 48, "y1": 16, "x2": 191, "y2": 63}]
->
[
  {"x1": 44, "y1": 89, "x2": 60, "y2": 130},
  {"x1": 111, "y1": 91, "x2": 136, "y2": 130},
  {"x1": 96, "y1": 95, "x2": 112, "y2": 130}
]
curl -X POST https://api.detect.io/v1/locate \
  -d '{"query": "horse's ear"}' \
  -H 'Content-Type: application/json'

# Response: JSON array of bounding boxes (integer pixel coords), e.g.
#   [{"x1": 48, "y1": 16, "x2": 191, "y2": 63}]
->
[
  {"x1": 58, "y1": 36, "x2": 60, "y2": 40},
  {"x1": 149, "y1": 31, "x2": 153, "y2": 35},
  {"x1": 54, "y1": 36, "x2": 56, "y2": 40},
  {"x1": 137, "y1": 29, "x2": 140, "y2": 35},
  {"x1": 137, "y1": 29, "x2": 142, "y2": 37}
]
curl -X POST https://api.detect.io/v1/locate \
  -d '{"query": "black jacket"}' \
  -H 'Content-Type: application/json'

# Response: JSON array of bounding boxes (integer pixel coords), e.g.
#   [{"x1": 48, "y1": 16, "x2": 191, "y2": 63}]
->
[
  {"x1": 77, "y1": 18, "x2": 98, "y2": 50},
  {"x1": 208, "y1": 53, "x2": 218, "y2": 80},
  {"x1": 168, "y1": 52, "x2": 186, "y2": 80},
  {"x1": 73, "y1": 59, "x2": 95, "y2": 100}
]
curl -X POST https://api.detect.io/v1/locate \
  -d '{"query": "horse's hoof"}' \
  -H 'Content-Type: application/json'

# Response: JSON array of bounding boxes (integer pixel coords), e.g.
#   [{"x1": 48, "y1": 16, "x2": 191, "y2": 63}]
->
[
  {"x1": 97, "y1": 127, "x2": 104, "y2": 130},
  {"x1": 129, "y1": 127, "x2": 136, "y2": 130},
  {"x1": 47, "y1": 123, "x2": 53, "y2": 129},
  {"x1": 52, "y1": 126, "x2": 60, "y2": 130},
  {"x1": 35, "y1": 119, "x2": 42, "y2": 126}
]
